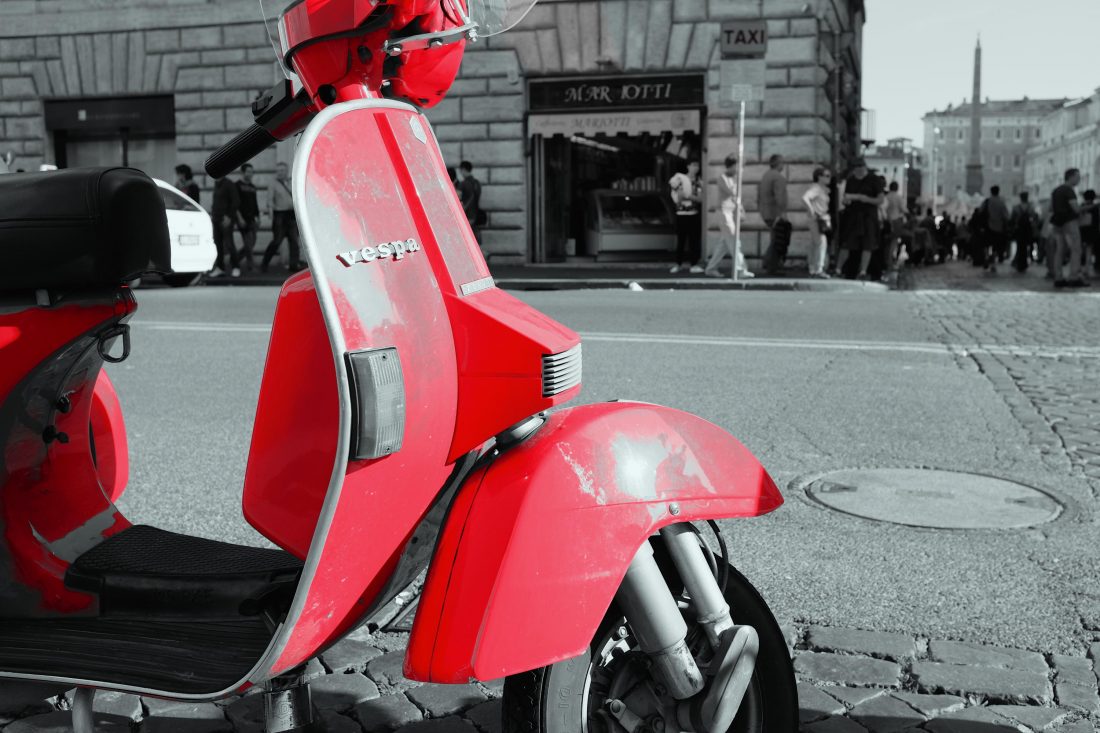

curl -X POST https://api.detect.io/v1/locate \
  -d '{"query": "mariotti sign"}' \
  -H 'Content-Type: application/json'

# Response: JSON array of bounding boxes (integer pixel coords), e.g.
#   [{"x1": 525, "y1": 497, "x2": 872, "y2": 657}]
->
[{"x1": 529, "y1": 74, "x2": 705, "y2": 111}]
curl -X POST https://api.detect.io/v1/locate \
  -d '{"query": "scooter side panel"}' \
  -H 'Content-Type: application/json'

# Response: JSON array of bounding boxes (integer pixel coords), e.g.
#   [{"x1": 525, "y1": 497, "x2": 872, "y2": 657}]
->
[
  {"x1": 265, "y1": 101, "x2": 461, "y2": 674},
  {"x1": 90, "y1": 371, "x2": 128, "y2": 504},
  {"x1": 404, "y1": 401, "x2": 783, "y2": 683},
  {"x1": 242, "y1": 272, "x2": 341, "y2": 558}
]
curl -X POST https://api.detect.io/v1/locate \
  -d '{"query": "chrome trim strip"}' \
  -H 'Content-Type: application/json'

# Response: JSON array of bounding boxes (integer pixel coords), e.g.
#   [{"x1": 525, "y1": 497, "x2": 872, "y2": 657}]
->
[{"x1": 460, "y1": 276, "x2": 495, "y2": 296}]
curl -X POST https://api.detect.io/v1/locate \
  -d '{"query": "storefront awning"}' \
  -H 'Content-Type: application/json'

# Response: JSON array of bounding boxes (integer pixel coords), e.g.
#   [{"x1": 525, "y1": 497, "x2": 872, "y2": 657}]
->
[{"x1": 528, "y1": 109, "x2": 701, "y2": 138}]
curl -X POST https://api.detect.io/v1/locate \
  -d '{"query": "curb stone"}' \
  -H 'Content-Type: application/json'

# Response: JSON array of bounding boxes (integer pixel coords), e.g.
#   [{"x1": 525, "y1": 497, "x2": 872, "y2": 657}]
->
[
  {"x1": 848, "y1": 694, "x2": 925, "y2": 732},
  {"x1": 911, "y1": 661, "x2": 1053, "y2": 705},
  {"x1": 311, "y1": 672, "x2": 381, "y2": 712},
  {"x1": 406, "y1": 685, "x2": 487, "y2": 718},
  {"x1": 928, "y1": 640, "x2": 1049, "y2": 674},
  {"x1": 806, "y1": 626, "x2": 918, "y2": 662},
  {"x1": 794, "y1": 652, "x2": 902, "y2": 688},
  {"x1": 823, "y1": 687, "x2": 887, "y2": 709},
  {"x1": 462, "y1": 699, "x2": 502, "y2": 733},
  {"x1": 797, "y1": 682, "x2": 847, "y2": 722},
  {"x1": 986, "y1": 704, "x2": 1071, "y2": 729},
  {"x1": 355, "y1": 693, "x2": 423, "y2": 733}
]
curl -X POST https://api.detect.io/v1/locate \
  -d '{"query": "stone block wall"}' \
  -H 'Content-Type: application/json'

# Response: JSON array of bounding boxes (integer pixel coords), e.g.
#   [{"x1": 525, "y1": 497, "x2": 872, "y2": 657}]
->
[
  {"x1": 430, "y1": 0, "x2": 863, "y2": 263},
  {"x1": 0, "y1": 0, "x2": 286, "y2": 209}
]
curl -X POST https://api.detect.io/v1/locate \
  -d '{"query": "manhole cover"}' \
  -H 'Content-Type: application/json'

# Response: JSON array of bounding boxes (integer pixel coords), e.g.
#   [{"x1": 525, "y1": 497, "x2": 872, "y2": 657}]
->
[{"x1": 803, "y1": 468, "x2": 1063, "y2": 529}]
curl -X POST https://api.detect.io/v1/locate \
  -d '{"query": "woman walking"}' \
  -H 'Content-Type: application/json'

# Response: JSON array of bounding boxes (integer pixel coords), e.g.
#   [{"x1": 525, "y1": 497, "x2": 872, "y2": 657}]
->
[
  {"x1": 704, "y1": 154, "x2": 754, "y2": 278},
  {"x1": 802, "y1": 166, "x2": 832, "y2": 278}
]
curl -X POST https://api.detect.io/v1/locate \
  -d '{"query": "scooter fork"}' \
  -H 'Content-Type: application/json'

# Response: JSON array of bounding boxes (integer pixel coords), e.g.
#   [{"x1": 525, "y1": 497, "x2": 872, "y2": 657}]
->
[{"x1": 661, "y1": 524, "x2": 759, "y2": 733}]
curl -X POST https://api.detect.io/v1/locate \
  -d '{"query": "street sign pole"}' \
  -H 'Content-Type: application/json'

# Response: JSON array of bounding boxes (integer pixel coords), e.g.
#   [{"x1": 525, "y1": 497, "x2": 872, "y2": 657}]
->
[{"x1": 733, "y1": 100, "x2": 745, "y2": 282}]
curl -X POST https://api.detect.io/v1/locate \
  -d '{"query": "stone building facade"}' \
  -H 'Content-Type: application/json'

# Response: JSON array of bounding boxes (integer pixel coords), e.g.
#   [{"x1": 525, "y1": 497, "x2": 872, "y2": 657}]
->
[
  {"x1": 1024, "y1": 90, "x2": 1100, "y2": 205},
  {"x1": 922, "y1": 98, "x2": 1065, "y2": 209},
  {"x1": 0, "y1": 0, "x2": 866, "y2": 265}
]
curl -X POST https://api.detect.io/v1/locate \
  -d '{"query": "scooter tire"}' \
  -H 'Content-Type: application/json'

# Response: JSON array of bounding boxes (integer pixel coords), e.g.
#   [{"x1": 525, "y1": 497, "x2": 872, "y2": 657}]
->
[{"x1": 502, "y1": 561, "x2": 797, "y2": 733}]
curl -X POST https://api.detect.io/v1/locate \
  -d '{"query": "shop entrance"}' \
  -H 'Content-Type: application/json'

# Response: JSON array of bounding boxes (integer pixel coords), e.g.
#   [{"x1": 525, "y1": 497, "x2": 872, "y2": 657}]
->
[
  {"x1": 528, "y1": 74, "x2": 706, "y2": 263},
  {"x1": 45, "y1": 96, "x2": 177, "y2": 181}
]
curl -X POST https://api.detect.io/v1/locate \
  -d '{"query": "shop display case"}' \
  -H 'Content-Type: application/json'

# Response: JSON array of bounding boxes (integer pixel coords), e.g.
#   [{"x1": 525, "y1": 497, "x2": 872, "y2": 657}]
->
[{"x1": 583, "y1": 189, "x2": 677, "y2": 258}]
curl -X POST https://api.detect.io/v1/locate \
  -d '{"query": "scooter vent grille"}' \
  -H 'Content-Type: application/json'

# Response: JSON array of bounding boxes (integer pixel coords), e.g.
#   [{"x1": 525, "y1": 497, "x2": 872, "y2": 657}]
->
[{"x1": 542, "y1": 344, "x2": 582, "y2": 397}]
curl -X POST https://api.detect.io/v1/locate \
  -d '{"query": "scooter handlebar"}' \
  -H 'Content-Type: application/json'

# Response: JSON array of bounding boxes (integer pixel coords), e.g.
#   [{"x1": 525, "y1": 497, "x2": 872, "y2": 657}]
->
[{"x1": 204, "y1": 124, "x2": 277, "y2": 180}]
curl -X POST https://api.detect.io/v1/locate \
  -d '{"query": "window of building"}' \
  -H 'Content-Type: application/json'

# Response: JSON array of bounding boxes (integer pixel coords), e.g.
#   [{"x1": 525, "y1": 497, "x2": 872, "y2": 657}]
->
[
  {"x1": 957, "y1": 129, "x2": 965, "y2": 140},
  {"x1": 993, "y1": 154, "x2": 1003, "y2": 170},
  {"x1": 1013, "y1": 154, "x2": 1022, "y2": 169},
  {"x1": 954, "y1": 156, "x2": 962, "y2": 172},
  {"x1": 995, "y1": 128, "x2": 1002, "y2": 140},
  {"x1": 937, "y1": 184, "x2": 944, "y2": 196},
  {"x1": 1015, "y1": 128, "x2": 1022, "y2": 140},
  {"x1": 1035, "y1": 129, "x2": 1041, "y2": 138}
]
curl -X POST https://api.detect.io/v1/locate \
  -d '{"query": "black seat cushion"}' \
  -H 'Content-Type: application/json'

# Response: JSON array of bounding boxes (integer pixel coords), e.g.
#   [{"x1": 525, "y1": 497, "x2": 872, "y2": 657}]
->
[
  {"x1": 65, "y1": 525, "x2": 303, "y2": 620},
  {"x1": 0, "y1": 167, "x2": 171, "y2": 292}
]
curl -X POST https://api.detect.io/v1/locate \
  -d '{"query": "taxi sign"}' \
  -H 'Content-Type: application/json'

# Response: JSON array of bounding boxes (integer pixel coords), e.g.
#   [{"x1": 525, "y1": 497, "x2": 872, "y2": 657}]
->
[{"x1": 720, "y1": 20, "x2": 768, "y2": 58}]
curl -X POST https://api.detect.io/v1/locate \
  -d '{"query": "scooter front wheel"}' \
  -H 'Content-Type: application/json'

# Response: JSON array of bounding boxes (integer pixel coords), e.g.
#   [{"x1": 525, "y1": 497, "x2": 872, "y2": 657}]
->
[{"x1": 502, "y1": 559, "x2": 797, "y2": 733}]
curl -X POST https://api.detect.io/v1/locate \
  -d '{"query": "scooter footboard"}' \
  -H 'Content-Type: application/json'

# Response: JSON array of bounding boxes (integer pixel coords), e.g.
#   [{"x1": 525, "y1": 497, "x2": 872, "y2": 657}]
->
[{"x1": 404, "y1": 401, "x2": 782, "y2": 683}]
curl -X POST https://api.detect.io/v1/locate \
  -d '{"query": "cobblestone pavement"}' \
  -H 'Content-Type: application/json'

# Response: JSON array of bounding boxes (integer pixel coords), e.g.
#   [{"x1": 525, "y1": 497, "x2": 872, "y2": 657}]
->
[{"x1": 2, "y1": 623, "x2": 1097, "y2": 732}]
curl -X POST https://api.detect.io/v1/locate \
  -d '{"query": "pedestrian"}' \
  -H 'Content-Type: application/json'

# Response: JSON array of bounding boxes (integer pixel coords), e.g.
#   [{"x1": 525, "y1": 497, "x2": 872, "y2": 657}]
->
[
  {"x1": 1050, "y1": 168, "x2": 1086, "y2": 287},
  {"x1": 801, "y1": 166, "x2": 832, "y2": 278},
  {"x1": 837, "y1": 158, "x2": 884, "y2": 279},
  {"x1": 457, "y1": 160, "x2": 484, "y2": 250},
  {"x1": 704, "y1": 154, "x2": 753, "y2": 279},
  {"x1": 1010, "y1": 191, "x2": 1039, "y2": 273},
  {"x1": 236, "y1": 163, "x2": 260, "y2": 273},
  {"x1": 209, "y1": 175, "x2": 243, "y2": 278},
  {"x1": 261, "y1": 162, "x2": 303, "y2": 272},
  {"x1": 968, "y1": 204, "x2": 988, "y2": 267},
  {"x1": 884, "y1": 181, "x2": 906, "y2": 269},
  {"x1": 1078, "y1": 189, "x2": 1099, "y2": 276},
  {"x1": 759, "y1": 154, "x2": 791, "y2": 275},
  {"x1": 668, "y1": 158, "x2": 704, "y2": 274},
  {"x1": 175, "y1": 164, "x2": 201, "y2": 204},
  {"x1": 982, "y1": 185, "x2": 1010, "y2": 273}
]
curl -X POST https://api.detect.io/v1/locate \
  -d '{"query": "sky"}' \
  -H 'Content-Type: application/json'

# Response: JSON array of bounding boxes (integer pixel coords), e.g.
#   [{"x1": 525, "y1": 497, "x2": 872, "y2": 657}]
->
[{"x1": 862, "y1": 0, "x2": 1099, "y2": 147}]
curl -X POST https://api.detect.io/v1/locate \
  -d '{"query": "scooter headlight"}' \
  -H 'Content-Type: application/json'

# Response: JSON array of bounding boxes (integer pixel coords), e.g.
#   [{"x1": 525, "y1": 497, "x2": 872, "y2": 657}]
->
[{"x1": 346, "y1": 348, "x2": 406, "y2": 460}]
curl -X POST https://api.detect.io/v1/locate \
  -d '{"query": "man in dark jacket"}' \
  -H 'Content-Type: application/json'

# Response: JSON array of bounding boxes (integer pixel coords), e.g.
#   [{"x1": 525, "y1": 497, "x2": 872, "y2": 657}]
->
[
  {"x1": 210, "y1": 175, "x2": 242, "y2": 278},
  {"x1": 236, "y1": 164, "x2": 260, "y2": 272},
  {"x1": 175, "y1": 164, "x2": 201, "y2": 204},
  {"x1": 1010, "y1": 192, "x2": 1039, "y2": 273},
  {"x1": 457, "y1": 160, "x2": 483, "y2": 249}
]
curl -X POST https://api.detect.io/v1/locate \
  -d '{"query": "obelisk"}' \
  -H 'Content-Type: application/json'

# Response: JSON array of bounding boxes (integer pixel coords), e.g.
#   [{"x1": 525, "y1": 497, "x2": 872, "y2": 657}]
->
[{"x1": 965, "y1": 37, "x2": 984, "y2": 194}]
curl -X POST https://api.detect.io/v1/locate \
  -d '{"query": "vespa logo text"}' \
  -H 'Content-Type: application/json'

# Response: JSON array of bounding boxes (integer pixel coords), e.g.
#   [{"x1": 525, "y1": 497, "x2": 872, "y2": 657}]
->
[{"x1": 337, "y1": 238, "x2": 421, "y2": 267}]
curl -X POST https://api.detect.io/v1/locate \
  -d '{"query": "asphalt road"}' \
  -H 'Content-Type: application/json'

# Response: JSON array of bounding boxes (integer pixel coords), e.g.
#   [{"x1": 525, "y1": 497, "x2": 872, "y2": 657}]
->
[{"x1": 108, "y1": 280, "x2": 1100, "y2": 656}]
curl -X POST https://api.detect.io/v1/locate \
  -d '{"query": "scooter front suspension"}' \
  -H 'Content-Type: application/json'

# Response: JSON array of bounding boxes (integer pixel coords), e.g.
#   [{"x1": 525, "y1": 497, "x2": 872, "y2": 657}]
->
[
  {"x1": 616, "y1": 526, "x2": 759, "y2": 733},
  {"x1": 615, "y1": 541, "x2": 704, "y2": 700}
]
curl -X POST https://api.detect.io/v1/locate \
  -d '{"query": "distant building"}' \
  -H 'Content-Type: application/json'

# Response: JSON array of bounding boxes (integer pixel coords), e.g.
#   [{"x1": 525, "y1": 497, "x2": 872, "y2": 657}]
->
[
  {"x1": 1024, "y1": 90, "x2": 1100, "y2": 206},
  {"x1": 864, "y1": 137, "x2": 923, "y2": 211},
  {"x1": 922, "y1": 97, "x2": 1066, "y2": 208}
]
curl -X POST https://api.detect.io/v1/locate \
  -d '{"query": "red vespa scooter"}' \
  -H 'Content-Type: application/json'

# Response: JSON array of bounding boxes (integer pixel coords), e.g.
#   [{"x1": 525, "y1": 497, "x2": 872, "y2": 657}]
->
[{"x1": 0, "y1": 1, "x2": 796, "y2": 731}]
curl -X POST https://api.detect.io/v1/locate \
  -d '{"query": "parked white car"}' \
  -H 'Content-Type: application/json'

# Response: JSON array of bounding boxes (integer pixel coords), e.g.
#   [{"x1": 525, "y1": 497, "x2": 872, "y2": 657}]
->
[{"x1": 154, "y1": 179, "x2": 216, "y2": 287}]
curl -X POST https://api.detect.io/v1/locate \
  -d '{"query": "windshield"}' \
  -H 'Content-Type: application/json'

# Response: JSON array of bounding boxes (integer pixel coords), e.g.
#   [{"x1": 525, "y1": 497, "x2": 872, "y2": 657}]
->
[
  {"x1": 458, "y1": 0, "x2": 538, "y2": 36},
  {"x1": 260, "y1": 0, "x2": 538, "y2": 70}
]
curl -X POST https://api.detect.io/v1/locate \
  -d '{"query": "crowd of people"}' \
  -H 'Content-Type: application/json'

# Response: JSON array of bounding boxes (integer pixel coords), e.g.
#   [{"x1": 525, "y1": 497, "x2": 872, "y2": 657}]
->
[
  {"x1": 175, "y1": 162, "x2": 303, "y2": 279},
  {"x1": 670, "y1": 154, "x2": 1100, "y2": 288}
]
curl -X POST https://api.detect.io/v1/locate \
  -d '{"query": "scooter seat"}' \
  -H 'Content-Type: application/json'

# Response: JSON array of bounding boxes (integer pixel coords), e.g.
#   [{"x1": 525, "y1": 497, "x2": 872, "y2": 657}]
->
[
  {"x1": 65, "y1": 525, "x2": 303, "y2": 620},
  {"x1": 0, "y1": 167, "x2": 171, "y2": 293}
]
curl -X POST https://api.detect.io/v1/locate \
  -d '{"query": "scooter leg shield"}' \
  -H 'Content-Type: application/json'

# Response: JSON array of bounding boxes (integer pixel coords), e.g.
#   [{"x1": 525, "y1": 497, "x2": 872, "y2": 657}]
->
[{"x1": 404, "y1": 401, "x2": 783, "y2": 684}]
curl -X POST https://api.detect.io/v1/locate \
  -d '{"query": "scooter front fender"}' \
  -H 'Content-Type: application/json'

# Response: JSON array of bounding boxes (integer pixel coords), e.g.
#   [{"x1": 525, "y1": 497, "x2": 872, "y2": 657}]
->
[{"x1": 404, "y1": 401, "x2": 782, "y2": 683}]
